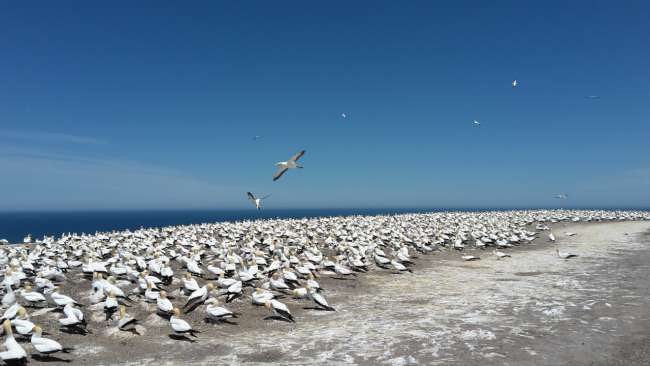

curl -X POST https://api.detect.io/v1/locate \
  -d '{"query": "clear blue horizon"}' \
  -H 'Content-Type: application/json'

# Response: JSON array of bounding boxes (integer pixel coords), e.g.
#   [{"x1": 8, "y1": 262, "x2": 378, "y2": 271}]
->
[{"x1": 1, "y1": 1, "x2": 649, "y2": 211}]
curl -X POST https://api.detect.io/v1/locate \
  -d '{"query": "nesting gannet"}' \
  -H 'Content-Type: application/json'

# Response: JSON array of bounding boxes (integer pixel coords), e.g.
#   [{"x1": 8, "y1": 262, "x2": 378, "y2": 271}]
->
[
  {"x1": 184, "y1": 283, "x2": 214, "y2": 312},
  {"x1": 247, "y1": 192, "x2": 271, "y2": 210},
  {"x1": 59, "y1": 303, "x2": 85, "y2": 330},
  {"x1": 11, "y1": 307, "x2": 34, "y2": 336},
  {"x1": 20, "y1": 284, "x2": 46, "y2": 306},
  {"x1": 205, "y1": 298, "x2": 236, "y2": 322},
  {"x1": 548, "y1": 232, "x2": 556, "y2": 242},
  {"x1": 272, "y1": 150, "x2": 306, "y2": 181},
  {"x1": 1, "y1": 285, "x2": 15, "y2": 308},
  {"x1": 51, "y1": 285, "x2": 81, "y2": 307},
  {"x1": 169, "y1": 308, "x2": 199, "y2": 337},
  {"x1": 0, "y1": 320, "x2": 26, "y2": 362},
  {"x1": 252, "y1": 288, "x2": 275, "y2": 306},
  {"x1": 309, "y1": 290, "x2": 335, "y2": 311},
  {"x1": 265, "y1": 299, "x2": 294, "y2": 322},
  {"x1": 31, "y1": 325, "x2": 65, "y2": 354},
  {"x1": 462, "y1": 255, "x2": 480, "y2": 261},
  {"x1": 390, "y1": 259, "x2": 412, "y2": 273},
  {"x1": 182, "y1": 273, "x2": 200, "y2": 293},
  {"x1": 157, "y1": 291, "x2": 173, "y2": 315},
  {"x1": 117, "y1": 305, "x2": 138, "y2": 332},
  {"x1": 104, "y1": 291, "x2": 119, "y2": 320}
]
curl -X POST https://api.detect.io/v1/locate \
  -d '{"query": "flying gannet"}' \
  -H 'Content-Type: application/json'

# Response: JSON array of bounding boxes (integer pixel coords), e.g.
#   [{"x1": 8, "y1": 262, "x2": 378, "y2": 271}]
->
[
  {"x1": 273, "y1": 150, "x2": 306, "y2": 181},
  {"x1": 247, "y1": 192, "x2": 271, "y2": 210}
]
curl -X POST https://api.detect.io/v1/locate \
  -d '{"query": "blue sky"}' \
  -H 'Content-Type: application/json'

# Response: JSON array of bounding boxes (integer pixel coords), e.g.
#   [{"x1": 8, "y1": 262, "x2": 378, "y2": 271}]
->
[{"x1": 1, "y1": 1, "x2": 648, "y2": 210}]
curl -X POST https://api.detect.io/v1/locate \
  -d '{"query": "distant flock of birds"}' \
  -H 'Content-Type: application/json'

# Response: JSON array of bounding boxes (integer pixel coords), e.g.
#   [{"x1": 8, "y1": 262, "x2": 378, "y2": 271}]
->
[{"x1": 0, "y1": 209, "x2": 648, "y2": 362}]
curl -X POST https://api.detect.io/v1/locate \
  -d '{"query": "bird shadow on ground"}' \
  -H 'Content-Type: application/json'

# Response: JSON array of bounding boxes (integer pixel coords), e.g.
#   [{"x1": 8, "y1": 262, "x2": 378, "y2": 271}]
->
[
  {"x1": 2, "y1": 359, "x2": 28, "y2": 366},
  {"x1": 204, "y1": 318, "x2": 238, "y2": 326},
  {"x1": 263, "y1": 315, "x2": 293, "y2": 322},
  {"x1": 59, "y1": 327, "x2": 90, "y2": 336},
  {"x1": 32, "y1": 354, "x2": 72, "y2": 363},
  {"x1": 168, "y1": 334, "x2": 197, "y2": 343},
  {"x1": 302, "y1": 306, "x2": 329, "y2": 311}
]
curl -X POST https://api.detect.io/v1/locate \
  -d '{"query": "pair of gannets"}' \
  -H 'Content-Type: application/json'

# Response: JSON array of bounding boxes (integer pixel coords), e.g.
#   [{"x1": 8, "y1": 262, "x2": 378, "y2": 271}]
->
[{"x1": 0, "y1": 319, "x2": 65, "y2": 362}]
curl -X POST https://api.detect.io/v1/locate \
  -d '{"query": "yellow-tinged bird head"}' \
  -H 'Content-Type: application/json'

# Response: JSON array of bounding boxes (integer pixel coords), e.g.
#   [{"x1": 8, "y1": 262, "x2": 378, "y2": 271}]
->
[
  {"x1": 264, "y1": 301, "x2": 272, "y2": 310},
  {"x1": 32, "y1": 325, "x2": 42, "y2": 334},
  {"x1": 2, "y1": 320, "x2": 12, "y2": 334},
  {"x1": 207, "y1": 283, "x2": 215, "y2": 291},
  {"x1": 159, "y1": 290, "x2": 167, "y2": 298},
  {"x1": 118, "y1": 305, "x2": 126, "y2": 317},
  {"x1": 17, "y1": 307, "x2": 26, "y2": 317},
  {"x1": 172, "y1": 307, "x2": 181, "y2": 316}
]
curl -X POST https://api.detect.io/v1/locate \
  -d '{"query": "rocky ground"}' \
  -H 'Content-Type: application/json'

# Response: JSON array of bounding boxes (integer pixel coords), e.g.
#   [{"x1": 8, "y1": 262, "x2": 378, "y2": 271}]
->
[{"x1": 9, "y1": 220, "x2": 650, "y2": 365}]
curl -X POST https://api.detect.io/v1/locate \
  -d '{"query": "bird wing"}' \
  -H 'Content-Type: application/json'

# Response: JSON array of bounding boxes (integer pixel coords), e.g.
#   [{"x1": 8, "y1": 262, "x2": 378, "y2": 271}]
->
[
  {"x1": 247, "y1": 192, "x2": 256, "y2": 202},
  {"x1": 272, "y1": 168, "x2": 288, "y2": 181},
  {"x1": 289, "y1": 150, "x2": 306, "y2": 162},
  {"x1": 260, "y1": 194, "x2": 272, "y2": 200}
]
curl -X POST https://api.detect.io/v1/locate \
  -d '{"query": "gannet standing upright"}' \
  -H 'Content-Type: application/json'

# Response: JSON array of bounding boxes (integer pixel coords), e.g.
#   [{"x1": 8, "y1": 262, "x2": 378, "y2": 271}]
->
[{"x1": 272, "y1": 150, "x2": 306, "y2": 181}]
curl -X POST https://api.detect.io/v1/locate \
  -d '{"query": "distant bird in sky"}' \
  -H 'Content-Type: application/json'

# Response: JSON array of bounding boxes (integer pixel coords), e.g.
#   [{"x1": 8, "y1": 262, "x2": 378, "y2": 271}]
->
[
  {"x1": 554, "y1": 193, "x2": 569, "y2": 199},
  {"x1": 253, "y1": 135, "x2": 262, "y2": 141},
  {"x1": 246, "y1": 192, "x2": 271, "y2": 210},
  {"x1": 585, "y1": 95, "x2": 600, "y2": 100},
  {"x1": 273, "y1": 150, "x2": 306, "y2": 181},
  {"x1": 512, "y1": 79, "x2": 518, "y2": 88},
  {"x1": 473, "y1": 120, "x2": 480, "y2": 127},
  {"x1": 341, "y1": 113, "x2": 347, "y2": 119}
]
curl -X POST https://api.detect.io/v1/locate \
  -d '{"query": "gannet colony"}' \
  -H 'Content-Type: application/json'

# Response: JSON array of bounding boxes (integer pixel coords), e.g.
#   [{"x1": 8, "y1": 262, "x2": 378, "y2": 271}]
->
[{"x1": 0, "y1": 209, "x2": 648, "y2": 362}]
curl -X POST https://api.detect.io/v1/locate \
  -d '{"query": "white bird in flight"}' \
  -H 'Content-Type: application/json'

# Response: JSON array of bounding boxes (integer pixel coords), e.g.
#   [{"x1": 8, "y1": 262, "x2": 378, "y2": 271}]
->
[
  {"x1": 341, "y1": 113, "x2": 347, "y2": 119},
  {"x1": 512, "y1": 79, "x2": 518, "y2": 88},
  {"x1": 273, "y1": 150, "x2": 305, "y2": 181},
  {"x1": 247, "y1": 192, "x2": 271, "y2": 210},
  {"x1": 473, "y1": 120, "x2": 480, "y2": 127},
  {"x1": 554, "y1": 193, "x2": 568, "y2": 199}
]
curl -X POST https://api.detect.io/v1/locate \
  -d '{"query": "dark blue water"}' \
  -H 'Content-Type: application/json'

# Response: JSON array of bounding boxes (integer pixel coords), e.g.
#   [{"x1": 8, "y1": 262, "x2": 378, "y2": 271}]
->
[{"x1": 0, "y1": 208, "x2": 442, "y2": 243}]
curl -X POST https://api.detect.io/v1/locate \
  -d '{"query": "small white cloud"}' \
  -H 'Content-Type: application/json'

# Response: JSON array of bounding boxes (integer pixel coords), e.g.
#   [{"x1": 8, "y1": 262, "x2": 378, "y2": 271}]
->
[{"x1": 0, "y1": 129, "x2": 106, "y2": 145}]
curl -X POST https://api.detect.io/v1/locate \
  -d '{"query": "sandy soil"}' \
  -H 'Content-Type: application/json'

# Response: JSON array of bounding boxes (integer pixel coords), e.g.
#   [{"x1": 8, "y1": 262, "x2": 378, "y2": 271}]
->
[{"x1": 11, "y1": 220, "x2": 650, "y2": 366}]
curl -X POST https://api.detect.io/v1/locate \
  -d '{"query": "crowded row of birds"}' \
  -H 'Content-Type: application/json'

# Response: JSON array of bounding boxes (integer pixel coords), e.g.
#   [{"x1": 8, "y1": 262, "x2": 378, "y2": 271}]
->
[{"x1": 0, "y1": 209, "x2": 648, "y2": 362}]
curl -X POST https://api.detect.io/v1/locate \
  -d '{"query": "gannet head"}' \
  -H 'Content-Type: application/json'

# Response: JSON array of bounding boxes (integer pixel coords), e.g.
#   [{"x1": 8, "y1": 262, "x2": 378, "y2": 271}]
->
[
  {"x1": 2, "y1": 320, "x2": 12, "y2": 335},
  {"x1": 32, "y1": 325, "x2": 42, "y2": 336},
  {"x1": 171, "y1": 307, "x2": 181, "y2": 316}
]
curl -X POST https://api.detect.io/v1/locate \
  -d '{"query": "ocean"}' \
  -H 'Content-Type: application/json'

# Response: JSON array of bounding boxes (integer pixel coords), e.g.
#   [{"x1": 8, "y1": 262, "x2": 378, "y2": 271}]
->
[{"x1": 0, "y1": 208, "x2": 442, "y2": 243}]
